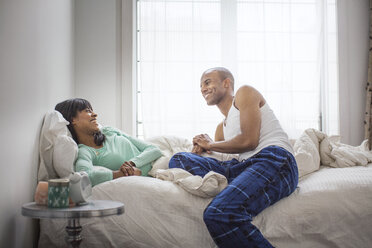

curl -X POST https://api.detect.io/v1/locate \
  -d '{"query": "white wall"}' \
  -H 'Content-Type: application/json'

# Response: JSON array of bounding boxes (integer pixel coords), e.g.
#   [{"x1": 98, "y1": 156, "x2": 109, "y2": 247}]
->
[
  {"x1": 0, "y1": 0, "x2": 74, "y2": 247},
  {"x1": 338, "y1": 0, "x2": 370, "y2": 146},
  {"x1": 75, "y1": 0, "x2": 123, "y2": 129}
]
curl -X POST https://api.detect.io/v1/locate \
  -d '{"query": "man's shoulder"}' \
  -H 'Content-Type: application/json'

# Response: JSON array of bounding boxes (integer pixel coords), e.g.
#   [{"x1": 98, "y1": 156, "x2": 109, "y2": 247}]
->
[
  {"x1": 236, "y1": 85, "x2": 258, "y2": 95},
  {"x1": 235, "y1": 85, "x2": 264, "y2": 107},
  {"x1": 235, "y1": 85, "x2": 262, "y2": 100}
]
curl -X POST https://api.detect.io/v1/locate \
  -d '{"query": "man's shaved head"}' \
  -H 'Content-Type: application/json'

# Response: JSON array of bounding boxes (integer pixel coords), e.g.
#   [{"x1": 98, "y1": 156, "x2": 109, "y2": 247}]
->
[{"x1": 202, "y1": 67, "x2": 234, "y2": 90}]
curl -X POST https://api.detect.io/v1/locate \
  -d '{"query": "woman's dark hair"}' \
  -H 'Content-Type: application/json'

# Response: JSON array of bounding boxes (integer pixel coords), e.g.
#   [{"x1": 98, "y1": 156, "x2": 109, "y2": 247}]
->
[{"x1": 55, "y1": 98, "x2": 105, "y2": 146}]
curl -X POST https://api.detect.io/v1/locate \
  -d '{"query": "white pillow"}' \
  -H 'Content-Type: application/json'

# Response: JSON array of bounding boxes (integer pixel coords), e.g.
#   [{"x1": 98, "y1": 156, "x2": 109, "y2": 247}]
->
[
  {"x1": 38, "y1": 111, "x2": 78, "y2": 181},
  {"x1": 53, "y1": 134, "x2": 78, "y2": 178},
  {"x1": 293, "y1": 129, "x2": 320, "y2": 178},
  {"x1": 146, "y1": 135, "x2": 192, "y2": 176}
]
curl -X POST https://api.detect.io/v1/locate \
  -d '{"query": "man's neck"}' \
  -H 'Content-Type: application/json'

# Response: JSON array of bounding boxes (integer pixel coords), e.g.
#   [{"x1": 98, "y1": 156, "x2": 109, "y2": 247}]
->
[{"x1": 217, "y1": 94, "x2": 234, "y2": 117}]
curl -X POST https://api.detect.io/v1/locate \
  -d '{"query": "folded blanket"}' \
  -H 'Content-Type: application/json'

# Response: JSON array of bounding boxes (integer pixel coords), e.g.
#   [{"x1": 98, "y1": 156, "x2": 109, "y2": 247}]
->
[{"x1": 155, "y1": 168, "x2": 228, "y2": 198}]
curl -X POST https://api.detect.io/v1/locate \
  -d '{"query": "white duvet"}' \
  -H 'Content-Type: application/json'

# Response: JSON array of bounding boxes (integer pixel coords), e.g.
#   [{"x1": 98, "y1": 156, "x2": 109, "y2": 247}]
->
[{"x1": 39, "y1": 132, "x2": 372, "y2": 248}]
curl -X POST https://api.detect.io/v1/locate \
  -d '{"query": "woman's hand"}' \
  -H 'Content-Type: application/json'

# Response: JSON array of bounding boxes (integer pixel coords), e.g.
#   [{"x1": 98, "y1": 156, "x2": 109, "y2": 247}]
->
[
  {"x1": 120, "y1": 161, "x2": 142, "y2": 176},
  {"x1": 113, "y1": 170, "x2": 125, "y2": 179},
  {"x1": 120, "y1": 161, "x2": 134, "y2": 176},
  {"x1": 113, "y1": 161, "x2": 142, "y2": 179},
  {"x1": 127, "y1": 161, "x2": 142, "y2": 176},
  {"x1": 133, "y1": 167, "x2": 142, "y2": 176}
]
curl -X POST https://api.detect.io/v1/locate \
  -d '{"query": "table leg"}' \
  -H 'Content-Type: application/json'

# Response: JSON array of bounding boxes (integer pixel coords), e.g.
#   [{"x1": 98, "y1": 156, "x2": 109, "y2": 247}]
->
[{"x1": 65, "y1": 218, "x2": 82, "y2": 248}]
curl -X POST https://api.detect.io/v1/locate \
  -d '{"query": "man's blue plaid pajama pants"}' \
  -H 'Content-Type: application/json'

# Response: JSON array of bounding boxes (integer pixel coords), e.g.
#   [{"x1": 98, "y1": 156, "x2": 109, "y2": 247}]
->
[{"x1": 169, "y1": 146, "x2": 298, "y2": 248}]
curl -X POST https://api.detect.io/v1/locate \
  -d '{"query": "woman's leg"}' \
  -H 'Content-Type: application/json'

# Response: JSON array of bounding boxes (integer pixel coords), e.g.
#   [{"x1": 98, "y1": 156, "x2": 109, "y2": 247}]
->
[
  {"x1": 169, "y1": 152, "x2": 234, "y2": 178},
  {"x1": 203, "y1": 146, "x2": 298, "y2": 248}
]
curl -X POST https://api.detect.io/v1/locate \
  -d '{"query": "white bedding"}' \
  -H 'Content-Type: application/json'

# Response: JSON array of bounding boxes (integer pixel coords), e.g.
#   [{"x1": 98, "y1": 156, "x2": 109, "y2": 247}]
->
[
  {"x1": 38, "y1": 132, "x2": 372, "y2": 248},
  {"x1": 39, "y1": 164, "x2": 372, "y2": 248}
]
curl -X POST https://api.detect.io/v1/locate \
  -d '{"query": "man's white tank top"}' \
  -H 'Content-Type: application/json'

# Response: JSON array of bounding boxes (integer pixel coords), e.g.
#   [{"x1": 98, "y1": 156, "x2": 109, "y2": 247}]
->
[{"x1": 223, "y1": 101, "x2": 294, "y2": 161}]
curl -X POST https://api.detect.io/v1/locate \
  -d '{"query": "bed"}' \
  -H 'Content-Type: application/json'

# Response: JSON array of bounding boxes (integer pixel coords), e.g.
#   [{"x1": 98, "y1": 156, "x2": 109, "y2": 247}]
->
[{"x1": 37, "y1": 112, "x2": 372, "y2": 248}]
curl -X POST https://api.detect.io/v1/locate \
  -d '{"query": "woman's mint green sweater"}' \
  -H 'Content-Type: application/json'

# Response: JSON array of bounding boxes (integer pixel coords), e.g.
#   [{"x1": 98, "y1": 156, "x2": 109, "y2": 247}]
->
[{"x1": 75, "y1": 126, "x2": 162, "y2": 186}]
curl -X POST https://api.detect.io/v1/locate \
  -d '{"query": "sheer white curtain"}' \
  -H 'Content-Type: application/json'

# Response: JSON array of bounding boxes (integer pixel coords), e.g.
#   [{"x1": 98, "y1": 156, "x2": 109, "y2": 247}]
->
[{"x1": 136, "y1": 0, "x2": 338, "y2": 140}]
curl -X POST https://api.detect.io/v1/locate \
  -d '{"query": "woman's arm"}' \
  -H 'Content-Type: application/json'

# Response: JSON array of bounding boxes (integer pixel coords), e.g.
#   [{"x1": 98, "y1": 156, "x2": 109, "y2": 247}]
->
[
  {"x1": 120, "y1": 161, "x2": 142, "y2": 176},
  {"x1": 75, "y1": 148, "x2": 114, "y2": 186},
  {"x1": 100, "y1": 126, "x2": 162, "y2": 170},
  {"x1": 124, "y1": 135, "x2": 163, "y2": 168}
]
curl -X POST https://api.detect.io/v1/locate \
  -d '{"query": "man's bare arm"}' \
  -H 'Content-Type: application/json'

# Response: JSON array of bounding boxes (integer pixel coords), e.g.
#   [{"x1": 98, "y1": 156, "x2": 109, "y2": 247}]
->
[
  {"x1": 215, "y1": 122, "x2": 224, "y2": 142},
  {"x1": 194, "y1": 86, "x2": 264, "y2": 154},
  {"x1": 192, "y1": 122, "x2": 224, "y2": 154}
]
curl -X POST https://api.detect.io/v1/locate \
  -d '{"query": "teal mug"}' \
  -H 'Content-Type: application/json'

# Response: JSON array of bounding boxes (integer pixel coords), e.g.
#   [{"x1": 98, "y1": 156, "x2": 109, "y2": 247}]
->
[{"x1": 47, "y1": 178, "x2": 70, "y2": 208}]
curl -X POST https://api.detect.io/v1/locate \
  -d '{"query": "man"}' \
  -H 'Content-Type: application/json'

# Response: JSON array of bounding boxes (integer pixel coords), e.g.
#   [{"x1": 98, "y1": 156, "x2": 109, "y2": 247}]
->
[{"x1": 169, "y1": 67, "x2": 298, "y2": 247}]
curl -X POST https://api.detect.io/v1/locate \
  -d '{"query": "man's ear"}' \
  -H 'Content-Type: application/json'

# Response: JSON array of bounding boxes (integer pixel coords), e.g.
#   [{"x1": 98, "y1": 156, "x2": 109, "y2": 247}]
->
[{"x1": 223, "y1": 78, "x2": 231, "y2": 89}]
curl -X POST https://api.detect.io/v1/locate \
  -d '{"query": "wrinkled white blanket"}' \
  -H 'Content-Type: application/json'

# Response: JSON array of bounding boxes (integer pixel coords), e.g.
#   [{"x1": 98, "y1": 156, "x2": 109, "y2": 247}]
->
[
  {"x1": 149, "y1": 129, "x2": 372, "y2": 183},
  {"x1": 293, "y1": 128, "x2": 372, "y2": 177},
  {"x1": 39, "y1": 164, "x2": 372, "y2": 248},
  {"x1": 38, "y1": 130, "x2": 372, "y2": 248},
  {"x1": 155, "y1": 168, "x2": 228, "y2": 198},
  {"x1": 148, "y1": 130, "x2": 372, "y2": 196},
  {"x1": 146, "y1": 135, "x2": 238, "y2": 177}
]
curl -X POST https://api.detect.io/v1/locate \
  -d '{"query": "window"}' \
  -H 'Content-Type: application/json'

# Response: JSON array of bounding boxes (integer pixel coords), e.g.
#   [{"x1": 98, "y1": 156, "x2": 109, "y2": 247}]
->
[{"x1": 136, "y1": 0, "x2": 338, "y2": 140}]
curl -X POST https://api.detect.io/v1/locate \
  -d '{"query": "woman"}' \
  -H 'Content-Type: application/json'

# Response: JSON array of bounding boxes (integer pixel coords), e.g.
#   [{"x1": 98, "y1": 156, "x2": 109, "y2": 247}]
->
[{"x1": 55, "y1": 98, "x2": 162, "y2": 186}]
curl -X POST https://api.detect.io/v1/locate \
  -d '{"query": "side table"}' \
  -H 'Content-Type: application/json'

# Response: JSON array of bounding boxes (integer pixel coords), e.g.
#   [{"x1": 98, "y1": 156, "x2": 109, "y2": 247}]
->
[{"x1": 22, "y1": 200, "x2": 124, "y2": 248}]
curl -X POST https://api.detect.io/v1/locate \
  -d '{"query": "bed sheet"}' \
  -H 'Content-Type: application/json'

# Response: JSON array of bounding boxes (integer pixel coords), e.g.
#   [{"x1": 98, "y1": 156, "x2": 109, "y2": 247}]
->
[
  {"x1": 258, "y1": 163, "x2": 372, "y2": 248},
  {"x1": 39, "y1": 163, "x2": 372, "y2": 248}
]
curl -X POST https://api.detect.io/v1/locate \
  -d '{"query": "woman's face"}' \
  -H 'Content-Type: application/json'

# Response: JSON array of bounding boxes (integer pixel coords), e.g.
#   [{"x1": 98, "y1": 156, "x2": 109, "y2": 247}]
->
[{"x1": 72, "y1": 108, "x2": 100, "y2": 134}]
